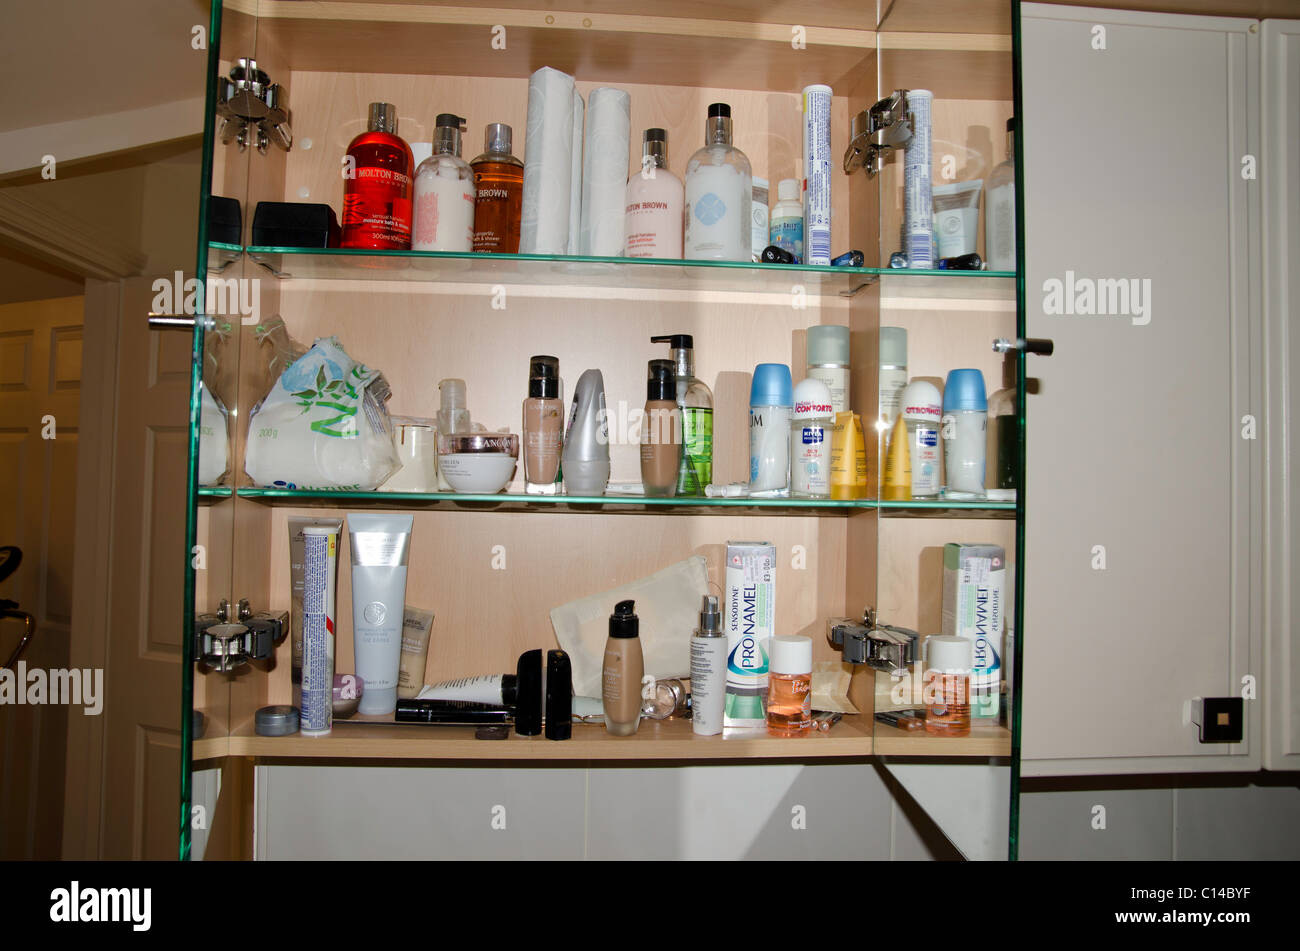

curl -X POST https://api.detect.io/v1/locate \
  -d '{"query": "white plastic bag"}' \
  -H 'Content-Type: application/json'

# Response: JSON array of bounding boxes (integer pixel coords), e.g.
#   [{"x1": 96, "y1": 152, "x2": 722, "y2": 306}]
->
[
  {"x1": 244, "y1": 336, "x2": 400, "y2": 490},
  {"x1": 197, "y1": 383, "x2": 229, "y2": 486}
]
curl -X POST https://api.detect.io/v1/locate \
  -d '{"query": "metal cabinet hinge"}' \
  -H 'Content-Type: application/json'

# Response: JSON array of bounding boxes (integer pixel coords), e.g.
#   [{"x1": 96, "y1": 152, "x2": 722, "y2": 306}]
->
[
  {"x1": 217, "y1": 58, "x2": 292, "y2": 154},
  {"x1": 194, "y1": 598, "x2": 287, "y2": 672},
  {"x1": 844, "y1": 90, "x2": 914, "y2": 178},
  {"x1": 828, "y1": 607, "x2": 919, "y2": 673}
]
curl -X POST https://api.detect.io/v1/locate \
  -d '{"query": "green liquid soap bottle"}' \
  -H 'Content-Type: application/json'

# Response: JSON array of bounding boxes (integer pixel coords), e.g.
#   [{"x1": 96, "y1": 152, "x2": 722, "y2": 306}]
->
[{"x1": 651, "y1": 334, "x2": 713, "y2": 495}]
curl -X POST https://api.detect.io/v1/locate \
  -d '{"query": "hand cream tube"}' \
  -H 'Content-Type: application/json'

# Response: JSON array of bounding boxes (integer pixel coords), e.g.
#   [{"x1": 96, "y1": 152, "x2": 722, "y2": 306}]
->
[
  {"x1": 416, "y1": 673, "x2": 520, "y2": 706},
  {"x1": 882, "y1": 413, "x2": 911, "y2": 501},
  {"x1": 932, "y1": 179, "x2": 982, "y2": 260},
  {"x1": 396, "y1": 606, "x2": 434, "y2": 700},
  {"x1": 300, "y1": 523, "x2": 341, "y2": 736},
  {"x1": 347, "y1": 513, "x2": 414, "y2": 715}
]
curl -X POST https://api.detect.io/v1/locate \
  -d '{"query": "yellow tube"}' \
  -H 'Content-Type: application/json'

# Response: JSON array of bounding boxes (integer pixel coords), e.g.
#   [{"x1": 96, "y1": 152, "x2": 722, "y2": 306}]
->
[
  {"x1": 883, "y1": 413, "x2": 911, "y2": 501},
  {"x1": 831, "y1": 412, "x2": 868, "y2": 500}
]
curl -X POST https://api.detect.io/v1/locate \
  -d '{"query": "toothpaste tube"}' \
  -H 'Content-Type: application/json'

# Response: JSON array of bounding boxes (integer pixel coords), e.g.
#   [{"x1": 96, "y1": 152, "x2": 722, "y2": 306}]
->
[
  {"x1": 904, "y1": 89, "x2": 934, "y2": 269},
  {"x1": 724, "y1": 541, "x2": 776, "y2": 727},
  {"x1": 802, "y1": 84, "x2": 833, "y2": 266},
  {"x1": 941, "y1": 543, "x2": 1005, "y2": 719},
  {"x1": 300, "y1": 525, "x2": 339, "y2": 736}
]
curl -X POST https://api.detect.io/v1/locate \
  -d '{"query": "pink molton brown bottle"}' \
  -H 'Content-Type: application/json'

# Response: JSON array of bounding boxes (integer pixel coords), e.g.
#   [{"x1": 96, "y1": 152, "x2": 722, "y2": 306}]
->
[
  {"x1": 624, "y1": 128, "x2": 683, "y2": 258},
  {"x1": 341, "y1": 102, "x2": 414, "y2": 250}
]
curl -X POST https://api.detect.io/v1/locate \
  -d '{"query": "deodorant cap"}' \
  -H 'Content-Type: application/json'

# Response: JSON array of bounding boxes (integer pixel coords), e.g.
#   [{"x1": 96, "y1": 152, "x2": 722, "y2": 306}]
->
[
  {"x1": 792, "y1": 378, "x2": 834, "y2": 421},
  {"x1": 879, "y1": 326, "x2": 908, "y2": 368},
  {"x1": 807, "y1": 325, "x2": 850, "y2": 367},
  {"x1": 925, "y1": 634, "x2": 973, "y2": 673},
  {"x1": 769, "y1": 635, "x2": 813, "y2": 676},
  {"x1": 943, "y1": 368, "x2": 988, "y2": 412},
  {"x1": 900, "y1": 380, "x2": 942, "y2": 422},
  {"x1": 777, "y1": 178, "x2": 800, "y2": 202},
  {"x1": 609, "y1": 600, "x2": 639, "y2": 639},
  {"x1": 750, "y1": 363, "x2": 793, "y2": 407}
]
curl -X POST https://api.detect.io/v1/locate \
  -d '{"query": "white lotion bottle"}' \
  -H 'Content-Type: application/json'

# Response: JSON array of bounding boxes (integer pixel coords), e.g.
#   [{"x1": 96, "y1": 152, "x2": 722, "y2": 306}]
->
[
  {"x1": 413, "y1": 114, "x2": 475, "y2": 251},
  {"x1": 942, "y1": 369, "x2": 987, "y2": 499},
  {"x1": 684, "y1": 103, "x2": 751, "y2": 261},
  {"x1": 690, "y1": 594, "x2": 726, "y2": 736},
  {"x1": 624, "y1": 128, "x2": 683, "y2": 258}
]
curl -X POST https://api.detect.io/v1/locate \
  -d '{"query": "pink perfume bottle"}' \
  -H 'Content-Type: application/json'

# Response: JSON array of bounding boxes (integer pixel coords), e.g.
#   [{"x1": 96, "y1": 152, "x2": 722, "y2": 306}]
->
[{"x1": 624, "y1": 128, "x2": 683, "y2": 258}]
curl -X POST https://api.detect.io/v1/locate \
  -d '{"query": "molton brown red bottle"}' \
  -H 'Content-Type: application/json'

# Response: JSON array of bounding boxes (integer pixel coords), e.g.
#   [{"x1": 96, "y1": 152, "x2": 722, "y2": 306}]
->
[{"x1": 341, "y1": 102, "x2": 414, "y2": 250}]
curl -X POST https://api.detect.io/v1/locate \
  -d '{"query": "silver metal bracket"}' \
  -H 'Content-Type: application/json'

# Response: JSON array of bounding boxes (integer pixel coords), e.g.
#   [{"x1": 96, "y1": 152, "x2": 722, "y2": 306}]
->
[
  {"x1": 217, "y1": 58, "x2": 293, "y2": 154},
  {"x1": 828, "y1": 606, "x2": 920, "y2": 673},
  {"x1": 194, "y1": 600, "x2": 286, "y2": 672},
  {"x1": 844, "y1": 90, "x2": 914, "y2": 178}
]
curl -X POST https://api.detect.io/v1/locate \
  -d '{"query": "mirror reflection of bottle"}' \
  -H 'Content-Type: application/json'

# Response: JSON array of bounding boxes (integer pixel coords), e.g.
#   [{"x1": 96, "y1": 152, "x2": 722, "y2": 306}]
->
[
  {"x1": 942, "y1": 369, "x2": 987, "y2": 499},
  {"x1": 900, "y1": 380, "x2": 942, "y2": 499}
]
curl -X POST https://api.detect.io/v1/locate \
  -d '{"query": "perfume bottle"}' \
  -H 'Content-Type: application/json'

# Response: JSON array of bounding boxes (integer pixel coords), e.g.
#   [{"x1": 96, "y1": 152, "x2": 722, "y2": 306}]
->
[
  {"x1": 341, "y1": 102, "x2": 414, "y2": 250},
  {"x1": 684, "y1": 103, "x2": 752, "y2": 261},
  {"x1": 625, "y1": 129, "x2": 684, "y2": 258},
  {"x1": 651, "y1": 334, "x2": 712, "y2": 495},
  {"x1": 470, "y1": 122, "x2": 524, "y2": 253},
  {"x1": 523, "y1": 355, "x2": 563, "y2": 495},
  {"x1": 924, "y1": 635, "x2": 972, "y2": 737},
  {"x1": 766, "y1": 635, "x2": 812, "y2": 737},
  {"x1": 412, "y1": 114, "x2": 475, "y2": 252}
]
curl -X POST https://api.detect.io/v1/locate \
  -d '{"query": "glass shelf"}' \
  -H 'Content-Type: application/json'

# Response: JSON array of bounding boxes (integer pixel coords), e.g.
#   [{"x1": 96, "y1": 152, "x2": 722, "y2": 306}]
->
[
  {"x1": 205, "y1": 243, "x2": 1014, "y2": 298},
  {"x1": 197, "y1": 485, "x2": 1015, "y2": 516}
]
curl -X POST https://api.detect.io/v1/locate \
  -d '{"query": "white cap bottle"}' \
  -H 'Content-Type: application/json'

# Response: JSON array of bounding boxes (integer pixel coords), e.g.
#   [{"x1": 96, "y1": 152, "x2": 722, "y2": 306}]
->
[
  {"x1": 790, "y1": 378, "x2": 834, "y2": 498},
  {"x1": 899, "y1": 380, "x2": 942, "y2": 498}
]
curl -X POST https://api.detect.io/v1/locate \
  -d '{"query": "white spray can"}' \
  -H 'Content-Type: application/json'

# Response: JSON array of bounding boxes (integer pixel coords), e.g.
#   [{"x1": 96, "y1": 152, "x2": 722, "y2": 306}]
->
[{"x1": 690, "y1": 594, "x2": 726, "y2": 735}]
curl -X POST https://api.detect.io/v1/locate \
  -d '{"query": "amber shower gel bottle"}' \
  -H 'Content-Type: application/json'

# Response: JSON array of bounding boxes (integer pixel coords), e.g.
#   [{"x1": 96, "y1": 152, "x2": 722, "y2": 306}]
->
[
  {"x1": 602, "y1": 599, "x2": 644, "y2": 736},
  {"x1": 523, "y1": 355, "x2": 563, "y2": 495},
  {"x1": 641, "y1": 359, "x2": 682, "y2": 497},
  {"x1": 470, "y1": 122, "x2": 524, "y2": 253},
  {"x1": 341, "y1": 102, "x2": 414, "y2": 250}
]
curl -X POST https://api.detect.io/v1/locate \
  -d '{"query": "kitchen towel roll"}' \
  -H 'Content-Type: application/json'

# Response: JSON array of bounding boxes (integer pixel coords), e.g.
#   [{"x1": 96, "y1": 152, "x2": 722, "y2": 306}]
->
[
  {"x1": 521, "y1": 67, "x2": 577, "y2": 254},
  {"x1": 567, "y1": 88, "x2": 585, "y2": 255},
  {"x1": 579, "y1": 87, "x2": 631, "y2": 256}
]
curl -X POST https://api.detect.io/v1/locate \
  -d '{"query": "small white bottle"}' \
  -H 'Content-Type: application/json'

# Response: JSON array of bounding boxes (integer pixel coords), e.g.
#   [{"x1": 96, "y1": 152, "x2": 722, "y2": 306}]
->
[
  {"x1": 769, "y1": 178, "x2": 804, "y2": 263},
  {"x1": 899, "y1": 379, "x2": 942, "y2": 498},
  {"x1": 690, "y1": 595, "x2": 726, "y2": 736},
  {"x1": 413, "y1": 114, "x2": 475, "y2": 251},
  {"x1": 806, "y1": 324, "x2": 850, "y2": 417},
  {"x1": 684, "y1": 103, "x2": 752, "y2": 261},
  {"x1": 790, "y1": 377, "x2": 833, "y2": 498},
  {"x1": 942, "y1": 368, "x2": 987, "y2": 499}
]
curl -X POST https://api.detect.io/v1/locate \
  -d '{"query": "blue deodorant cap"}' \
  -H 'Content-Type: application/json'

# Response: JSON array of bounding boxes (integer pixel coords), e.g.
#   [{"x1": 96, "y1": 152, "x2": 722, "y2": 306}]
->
[
  {"x1": 943, "y1": 368, "x2": 988, "y2": 412},
  {"x1": 750, "y1": 363, "x2": 794, "y2": 407}
]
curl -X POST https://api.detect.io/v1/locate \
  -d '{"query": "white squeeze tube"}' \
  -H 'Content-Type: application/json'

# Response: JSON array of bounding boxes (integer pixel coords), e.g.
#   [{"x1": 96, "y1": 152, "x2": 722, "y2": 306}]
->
[
  {"x1": 801, "y1": 84, "x2": 833, "y2": 266},
  {"x1": 300, "y1": 523, "x2": 341, "y2": 736},
  {"x1": 904, "y1": 89, "x2": 934, "y2": 269},
  {"x1": 348, "y1": 512, "x2": 414, "y2": 716}
]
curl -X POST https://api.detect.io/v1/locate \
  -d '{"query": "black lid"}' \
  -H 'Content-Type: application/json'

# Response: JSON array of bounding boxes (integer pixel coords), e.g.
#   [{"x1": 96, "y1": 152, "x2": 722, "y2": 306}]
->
[
  {"x1": 609, "y1": 599, "x2": 639, "y2": 638},
  {"x1": 514, "y1": 649, "x2": 543, "y2": 735},
  {"x1": 646, "y1": 359, "x2": 677, "y2": 402},
  {"x1": 651, "y1": 333, "x2": 694, "y2": 351},
  {"x1": 500, "y1": 673, "x2": 518, "y2": 707},
  {"x1": 528, "y1": 355, "x2": 559, "y2": 399},
  {"x1": 644, "y1": 127, "x2": 667, "y2": 142},
  {"x1": 707, "y1": 103, "x2": 731, "y2": 118},
  {"x1": 544, "y1": 650, "x2": 572, "y2": 741},
  {"x1": 436, "y1": 113, "x2": 466, "y2": 129},
  {"x1": 1006, "y1": 118, "x2": 1015, "y2": 132}
]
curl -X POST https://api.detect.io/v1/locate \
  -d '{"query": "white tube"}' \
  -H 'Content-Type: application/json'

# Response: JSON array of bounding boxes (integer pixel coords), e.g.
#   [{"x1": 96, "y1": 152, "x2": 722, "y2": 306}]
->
[
  {"x1": 417, "y1": 674, "x2": 515, "y2": 705},
  {"x1": 348, "y1": 513, "x2": 414, "y2": 715},
  {"x1": 904, "y1": 90, "x2": 934, "y2": 268},
  {"x1": 300, "y1": 524, "x2": 340, "y2": 736},
  {"x1": 932, "y1": 179, "x2": 982, "y2": 259},
  {"x1": 801, "y1": 84, "x2": 833, "y2": 266}
]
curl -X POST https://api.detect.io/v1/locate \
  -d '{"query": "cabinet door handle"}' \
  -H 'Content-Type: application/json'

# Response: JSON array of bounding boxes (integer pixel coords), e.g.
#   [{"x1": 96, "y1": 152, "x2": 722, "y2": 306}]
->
[
  {"x1": 993, "y1": 337, "x2": 1054, "y2": 356},
  {"x1": 148, "y1": 314, "x2": 215, "y2": 331}
]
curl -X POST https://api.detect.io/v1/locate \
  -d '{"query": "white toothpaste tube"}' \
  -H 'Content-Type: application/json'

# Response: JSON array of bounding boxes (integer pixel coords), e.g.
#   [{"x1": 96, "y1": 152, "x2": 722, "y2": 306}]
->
[
  {"x1": 802, "y1": 84, "x2": 833, "y2": 266},
  {"x1": 300, "y1": 523, "x2": 341, "y2": 736},
  {"x1": 904, "y1": 89, "x2": 934, "y2": 268},
  {"x1": 724, "y1": 541, "x2": 776, "y2": 728}
]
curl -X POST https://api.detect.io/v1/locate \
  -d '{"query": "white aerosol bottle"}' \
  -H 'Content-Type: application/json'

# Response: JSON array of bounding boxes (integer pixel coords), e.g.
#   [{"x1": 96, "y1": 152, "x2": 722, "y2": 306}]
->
[{"x1": 690, "y1": 594, "x2": 726, "y2": 736}]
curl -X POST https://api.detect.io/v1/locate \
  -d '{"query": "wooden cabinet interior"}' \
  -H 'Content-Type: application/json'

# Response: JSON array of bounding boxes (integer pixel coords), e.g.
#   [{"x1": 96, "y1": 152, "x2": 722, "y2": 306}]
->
[{"x1": 193, "y1": 0, "x2": 1018, "y2": 762}]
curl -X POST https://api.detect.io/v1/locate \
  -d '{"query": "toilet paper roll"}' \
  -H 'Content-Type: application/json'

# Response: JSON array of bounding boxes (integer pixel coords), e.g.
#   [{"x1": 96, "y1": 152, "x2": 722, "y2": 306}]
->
[
  {"x1": 567, "y1": 88, "x2": 585, "y2": 255},
  {"x1": 579, "y1": 87, "x2": 631, "y2": 256},
  {"x1": 521, "y1": 67, "x2": 577, "y2": 254}
]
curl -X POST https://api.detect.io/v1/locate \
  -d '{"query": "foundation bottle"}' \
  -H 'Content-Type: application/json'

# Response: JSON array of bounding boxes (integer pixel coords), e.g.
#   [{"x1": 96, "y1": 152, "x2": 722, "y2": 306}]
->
[
  {"x1": 602, "y1": 600, "x2": 644, "y2": 736},
  {"x1": 470, "y1": 122, "x2": 524, "y2": 253},
  {"x1": 640, "y1": 359, "x2": 682, "y2": 497},
  {"x1": 523, "y1": 355, "x2": 563, "y2": 495}
]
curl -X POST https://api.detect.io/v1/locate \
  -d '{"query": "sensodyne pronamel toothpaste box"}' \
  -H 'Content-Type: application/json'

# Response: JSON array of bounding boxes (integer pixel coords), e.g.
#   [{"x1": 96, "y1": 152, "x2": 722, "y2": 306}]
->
[
  {"x1": 724, "y1": 541, "x2": 775, "y2": 728},
  {"x1": 941, "y1": 543, "x2": 1005, "y2": 719}
]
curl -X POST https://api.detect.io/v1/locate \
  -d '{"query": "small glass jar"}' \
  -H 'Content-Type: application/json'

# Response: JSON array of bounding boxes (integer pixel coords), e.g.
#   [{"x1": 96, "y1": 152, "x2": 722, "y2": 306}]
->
[
  {"x1": 766, "y1": 635, "x2": 813, "y2": 736},
  {"x1": 923, "y1": 635, "x2": 972, "y2": 737}
]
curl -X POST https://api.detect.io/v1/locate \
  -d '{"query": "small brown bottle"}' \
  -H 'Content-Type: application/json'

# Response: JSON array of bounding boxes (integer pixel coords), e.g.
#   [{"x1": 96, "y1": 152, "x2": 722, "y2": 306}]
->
[
  {"x1": 641, "y1": 359, "x2": 682, "y2": 497},
  {"x1": 470, "y1": 122, "x2": 524, "y2": 253},
  {"x1": 602, "y1": 599, "x2": 644, "y2": 736},
  {"x1": 523, "y1": 355, "x2": 563, "y2": 495}
]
